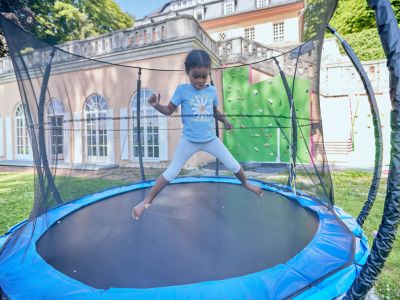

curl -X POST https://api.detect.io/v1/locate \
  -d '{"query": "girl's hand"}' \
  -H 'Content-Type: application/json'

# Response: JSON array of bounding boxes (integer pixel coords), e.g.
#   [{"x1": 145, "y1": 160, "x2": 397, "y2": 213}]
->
[
  {"x1": 148, "y1": 93, "x2": 160, "y2": 108},
  {"x1": 224, "y1": 121, "x2": 233, "y2": 131}
]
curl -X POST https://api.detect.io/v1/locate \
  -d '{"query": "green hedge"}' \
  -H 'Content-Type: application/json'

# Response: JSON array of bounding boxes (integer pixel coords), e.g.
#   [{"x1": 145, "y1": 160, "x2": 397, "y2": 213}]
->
[{"x1": 341, "y1": 28, "x2": 386, "y2": 61}]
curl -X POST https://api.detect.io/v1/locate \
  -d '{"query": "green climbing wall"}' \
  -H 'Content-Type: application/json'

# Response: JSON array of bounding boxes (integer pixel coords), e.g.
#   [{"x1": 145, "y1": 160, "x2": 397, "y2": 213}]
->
[{"x1": 222, "y1": 66, "x2": 311, "y2": 163}]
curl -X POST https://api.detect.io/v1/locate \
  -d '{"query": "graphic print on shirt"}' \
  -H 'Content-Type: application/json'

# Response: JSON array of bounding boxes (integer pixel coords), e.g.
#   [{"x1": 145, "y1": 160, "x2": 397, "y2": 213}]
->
[{"x1": 190, "y1": 95, "x2": 213, "y2": 122}]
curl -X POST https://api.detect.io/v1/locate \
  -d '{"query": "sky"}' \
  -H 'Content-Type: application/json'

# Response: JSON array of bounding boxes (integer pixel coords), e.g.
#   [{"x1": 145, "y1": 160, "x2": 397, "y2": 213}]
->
[{"x1": 115, "y1": 0, "x2": 168, "y2": 19}]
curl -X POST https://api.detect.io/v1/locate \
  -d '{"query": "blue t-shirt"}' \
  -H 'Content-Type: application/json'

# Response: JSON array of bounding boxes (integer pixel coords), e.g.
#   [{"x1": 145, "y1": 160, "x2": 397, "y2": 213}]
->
[{"x1": 171, "y1": 84, "x2": 218, "y2": 142}]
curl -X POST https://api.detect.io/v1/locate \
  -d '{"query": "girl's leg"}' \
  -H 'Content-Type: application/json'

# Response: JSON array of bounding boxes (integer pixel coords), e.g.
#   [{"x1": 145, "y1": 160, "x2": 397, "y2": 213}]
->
[
  {"x1": 132, "y1": 137, "x2": 199, "y2": 219},
  {"x1": 203, "y1": 138, "x2": 262, "y2": 196},
  {"x1": 132, "y1": 176, "x2": 169, "y2": 219}
]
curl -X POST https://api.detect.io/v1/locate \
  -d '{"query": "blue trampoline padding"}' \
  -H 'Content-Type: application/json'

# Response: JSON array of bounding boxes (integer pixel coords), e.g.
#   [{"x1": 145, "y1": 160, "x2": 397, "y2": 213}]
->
[
  {"x1": 293, "y1": 207, "x2": 369, "y2": 299},
  {"x1": 0, "y1": 177, "x2": 368, "y2": 299}
]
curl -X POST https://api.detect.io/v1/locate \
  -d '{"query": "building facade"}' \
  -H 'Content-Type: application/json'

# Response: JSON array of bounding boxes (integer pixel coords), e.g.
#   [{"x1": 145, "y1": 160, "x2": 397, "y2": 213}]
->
[
  {"x1": 0, "y1": 3, "x2": 390, "y2": 171},
  {"x1": 136, "y1": 0, "x2": 304, "y2": 47},
  {"x1": 0, "y1": 16, "x2": 224, "y2": 170}
]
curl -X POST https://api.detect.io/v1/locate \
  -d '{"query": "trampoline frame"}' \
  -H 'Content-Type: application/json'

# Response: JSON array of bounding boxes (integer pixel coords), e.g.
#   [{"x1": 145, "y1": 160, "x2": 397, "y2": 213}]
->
[{"x1": 0, "y1": 177, "x2": 369, "y2": 300}]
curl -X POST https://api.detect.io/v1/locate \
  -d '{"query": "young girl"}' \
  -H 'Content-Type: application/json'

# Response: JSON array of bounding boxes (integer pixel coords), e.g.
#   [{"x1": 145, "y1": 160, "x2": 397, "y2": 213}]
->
[{"x1": 132, "y1": 49, "x2": 262, "y2": 219}]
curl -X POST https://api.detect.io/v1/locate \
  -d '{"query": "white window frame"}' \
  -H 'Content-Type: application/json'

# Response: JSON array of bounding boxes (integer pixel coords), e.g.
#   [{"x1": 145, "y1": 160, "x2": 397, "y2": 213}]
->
[
  {"x1": 218, "y1": 32, "x2": 227, "y2": 41},
  {"x1": 84, "y1": 94, "x2": 109, "y2": 163},
  {"x1": 244, "y1": 27, "x2": 255, "y2": 40},
  {"x1": 256, "y1": 0, "x2": 269, "y2": 8},
  {"x1": 14, "y1": 103, "x2": 30, "y2": 160},
  {"x1": 224, "y1": 1, "x2": 235, "y2": 15},
  {"x1": 47, "y1": 99, "x2": 65, "y2": 160},
  {"x1": 194, "y1": 8, "x2": 204, "y2": 20},
  {"x1": 130, "y1": 89, "x2": 167, "y2": 162},
  {"x1": 273, "y1": 21, "x2": 285, "y2": 44}
]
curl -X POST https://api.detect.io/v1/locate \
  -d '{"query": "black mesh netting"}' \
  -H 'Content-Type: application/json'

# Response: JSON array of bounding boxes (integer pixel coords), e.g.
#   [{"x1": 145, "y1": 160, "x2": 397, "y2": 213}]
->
[{"x1": 0, "y1": 0, "x2": 337, "y2": 222}]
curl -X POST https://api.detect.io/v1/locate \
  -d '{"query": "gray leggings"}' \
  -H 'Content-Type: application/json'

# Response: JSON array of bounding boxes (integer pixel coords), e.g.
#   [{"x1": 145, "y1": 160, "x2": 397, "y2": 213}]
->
[{"x1": 163, "y1": 136, "x2": 241, "y2": 182}]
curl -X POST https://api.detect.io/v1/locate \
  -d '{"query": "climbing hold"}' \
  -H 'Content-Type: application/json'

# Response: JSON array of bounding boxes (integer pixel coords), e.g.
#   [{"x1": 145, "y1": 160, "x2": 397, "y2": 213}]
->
[
  {"x1": 268, "y1": 98, "x2": 273, "y2": 105},
  {"x1": 267, "y1": 79, "x2": 273, "y2": 84},
  {"x1": 254, "y1": 147, "x2": 260, "y2": 152},
  {"x1": 253, "y1": 90, "x2": 258, "y2": 96},
  {"x1": 254, "y1": 133, "x2": 260, "y2": 137},
  {"x1": 258, "y1": 109, "x2": 263, "y2": 113},
  {"x1": 264, "y1": 143, "x2": 270, "y2": 147},
  {"x1": 240, "y1": 124, "x2": 246, "y2": 129}
]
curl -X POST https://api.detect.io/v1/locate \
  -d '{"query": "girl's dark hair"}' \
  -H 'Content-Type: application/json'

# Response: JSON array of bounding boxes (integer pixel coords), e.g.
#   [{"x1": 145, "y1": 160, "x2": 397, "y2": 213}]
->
[{"x1": 184, "y1": 49, "x2": 211, "y2": 74}]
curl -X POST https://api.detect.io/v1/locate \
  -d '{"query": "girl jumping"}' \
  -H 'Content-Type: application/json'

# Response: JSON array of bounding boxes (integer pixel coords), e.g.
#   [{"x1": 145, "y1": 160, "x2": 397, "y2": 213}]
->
[{"x1": 132, "y1": 49, "x2": 262, "y2": 219}]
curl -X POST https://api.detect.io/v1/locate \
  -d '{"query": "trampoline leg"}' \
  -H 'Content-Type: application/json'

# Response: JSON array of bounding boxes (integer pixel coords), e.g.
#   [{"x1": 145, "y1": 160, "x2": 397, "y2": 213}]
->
[{"x1": 132, "y1": 175, "x2": 169, "y2": 219}]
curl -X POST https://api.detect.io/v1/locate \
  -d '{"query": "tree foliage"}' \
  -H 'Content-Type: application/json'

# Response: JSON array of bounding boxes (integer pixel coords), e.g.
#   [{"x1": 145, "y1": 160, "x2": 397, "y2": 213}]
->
[
  {"x1": 303, "y1": 0, "x2": 335, "y2": 41},
  {"x1": 0, "y1": 0, "x2": 36, "y2": 56},
  {"x1": 0, "y1": 0, "x2": 134, "y2": 56},
  {"x1": 341, "y1": 28, "x2": 385, "y2": 61},
  {"x1": 32, "y1": 0, "x2": 134, "y2": 43},
  {"x1": 330, "y1": 0, "x2": 400, "y2": 34},
  {"x1": 329, "y1": 0, "x2": 399, "y2": 60}
]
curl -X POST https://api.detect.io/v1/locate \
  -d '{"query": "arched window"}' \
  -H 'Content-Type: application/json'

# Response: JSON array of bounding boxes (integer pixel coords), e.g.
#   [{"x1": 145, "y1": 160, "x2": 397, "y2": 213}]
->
[
  {"x1": 84, "y1": 95, "x2": 108, "y2": 160},
  {"x1": 15, "y1": 103, "x2": 30, "y2": 159},
  {"x1": 131, "y1": 89, "x2": 160, "y2": 159},
  {"x1": 47, "y1": 99, "x2": 65, "y2": 159}
]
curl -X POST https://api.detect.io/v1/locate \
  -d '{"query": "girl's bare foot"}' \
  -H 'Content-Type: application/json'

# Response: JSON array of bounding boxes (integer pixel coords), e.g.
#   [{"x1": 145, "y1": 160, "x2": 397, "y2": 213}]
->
[
  {"x1": 245, "y1": 183, "x2": 263, "y2": 196},
  {"x1": 132, "y1": 201, "x2": 152, "y2": 220}
]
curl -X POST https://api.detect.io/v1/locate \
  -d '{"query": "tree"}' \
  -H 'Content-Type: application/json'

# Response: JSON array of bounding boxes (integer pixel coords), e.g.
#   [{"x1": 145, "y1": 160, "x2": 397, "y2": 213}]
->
[
  {"x1": 77, "y1": 0, "x2": 134, "y2": 34},
  {"x1": 33, "y1": 1, "x2": 97, "y2": 43},
  {"x1": 0, "y1": 0, "x2": 134, "y2": 56},
  {"x1": 32, "y1": 0, "x2": 134, "y2": 43},
  {"x1": 330, "y1": 0, "x2": 376, "y2": 34},
  {"x1": 328, "y1": 0, "x2": 400, "y2": 60},
  {"x1": 0, "y1": 0, "x2": 36, "y2": 56},
  {"x1": 330, "y1": 0, "x2": 400, "y2": 34}
]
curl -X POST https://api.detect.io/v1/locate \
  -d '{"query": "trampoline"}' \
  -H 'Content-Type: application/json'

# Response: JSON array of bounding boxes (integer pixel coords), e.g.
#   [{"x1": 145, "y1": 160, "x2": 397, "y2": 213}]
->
[
  {"x1": 2, "y1": 0, "x2": 400, "y2": 298},
  {"x1": 0, "y1": 177, "x2": 368, "y2": 299}
]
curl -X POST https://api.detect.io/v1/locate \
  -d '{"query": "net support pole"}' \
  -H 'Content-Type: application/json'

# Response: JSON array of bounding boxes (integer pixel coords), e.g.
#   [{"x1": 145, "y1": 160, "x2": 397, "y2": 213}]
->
[
  {"x1": 136, "y1": 68, "x2": 146, "y2": 181},
  {"x1": 345, "y1": 0, "x2": 400, "y2": 298},
  {"x1": 37, "y1": 48, "x2": 62, "y2": 205},
  {"x1": 327, "y1": 24, "x2": 383, "y2": 227},
  {"x1": 272, "y1": 57, "x2": 297, "y2": 193},
  {"x1": 210, "y1": 73, "x2": 220, "y2": 176}
]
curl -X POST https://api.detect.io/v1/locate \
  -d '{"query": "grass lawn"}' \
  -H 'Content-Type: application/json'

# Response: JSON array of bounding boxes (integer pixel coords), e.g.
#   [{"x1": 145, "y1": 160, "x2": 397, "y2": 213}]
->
[
  {"x1": 0, "y1": 170, "x2": 399, "y2": 298},
  {"x1": 332, "y1": 171, "x2": 400, "y2": 299}
]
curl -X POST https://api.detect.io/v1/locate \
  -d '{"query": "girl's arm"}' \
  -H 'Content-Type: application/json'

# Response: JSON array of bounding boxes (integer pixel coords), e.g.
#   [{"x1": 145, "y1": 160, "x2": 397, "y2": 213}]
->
[
  {"x1": 149, "y1": 93, "x2": 177, "y2": 115},
  {"x1": 214, "y1": 107, "x2": 232, "y2": 130}
]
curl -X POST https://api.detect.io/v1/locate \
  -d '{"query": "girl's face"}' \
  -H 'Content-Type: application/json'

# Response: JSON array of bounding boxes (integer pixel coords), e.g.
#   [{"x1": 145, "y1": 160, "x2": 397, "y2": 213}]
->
[{"x1": 188, "y1": 67, "x2": 209, "y2": 90}]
